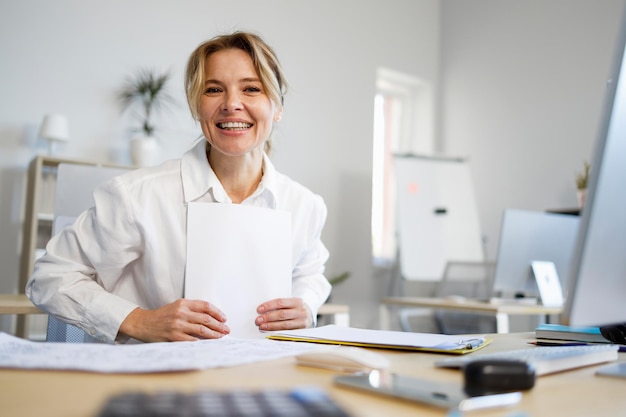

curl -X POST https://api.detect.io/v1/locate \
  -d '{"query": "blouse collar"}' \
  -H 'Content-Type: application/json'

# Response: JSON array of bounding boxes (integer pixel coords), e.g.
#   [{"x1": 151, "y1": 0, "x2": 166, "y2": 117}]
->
[{"x1": 181, "y1": 140, "x2": 278, "y2": 207}]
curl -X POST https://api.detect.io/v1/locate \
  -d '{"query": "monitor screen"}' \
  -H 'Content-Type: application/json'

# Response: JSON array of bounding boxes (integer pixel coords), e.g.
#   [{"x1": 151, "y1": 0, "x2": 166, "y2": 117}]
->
[
  {"x1": 492, "y1": 209, "x2": 579, "y2": 299},
  {"x1": 563, "y1": 7, "x2": 626, "y2": 327}
]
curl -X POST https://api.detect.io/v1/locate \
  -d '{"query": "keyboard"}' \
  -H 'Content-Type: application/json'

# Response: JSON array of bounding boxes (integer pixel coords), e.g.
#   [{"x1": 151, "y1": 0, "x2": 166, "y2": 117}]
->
[
  {"x1": 96, "y1": 387, "x2": 351, "y2": 417},
  {"x1": 435, "y1": 344, "x2": 620, "y2": 376}
]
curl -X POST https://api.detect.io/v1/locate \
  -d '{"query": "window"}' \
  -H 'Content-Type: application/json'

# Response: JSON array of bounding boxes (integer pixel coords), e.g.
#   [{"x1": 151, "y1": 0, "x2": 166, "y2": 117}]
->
[{"x1": 371, "y1": 68, "x2": 435, "y2": 263}]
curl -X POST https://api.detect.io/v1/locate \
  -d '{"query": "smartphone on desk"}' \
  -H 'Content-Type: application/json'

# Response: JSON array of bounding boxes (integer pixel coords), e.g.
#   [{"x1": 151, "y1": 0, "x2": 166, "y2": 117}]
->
[{"x1": 334, "y1": 371, "x2": 521, "y2": 412}]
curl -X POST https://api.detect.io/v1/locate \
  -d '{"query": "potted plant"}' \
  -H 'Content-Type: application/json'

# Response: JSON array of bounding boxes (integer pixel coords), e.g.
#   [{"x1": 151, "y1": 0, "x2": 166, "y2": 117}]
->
[
  {"x1": 575, "y1": 161, "x2": 590, "y2": 208},
  {"x1": 118, "y1": 68, "x2": 173, "y2": 167}
]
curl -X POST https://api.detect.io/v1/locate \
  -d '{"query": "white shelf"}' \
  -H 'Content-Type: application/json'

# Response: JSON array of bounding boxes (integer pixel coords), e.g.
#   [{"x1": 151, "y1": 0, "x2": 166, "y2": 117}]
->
[{"x1": 16, "y1": 155, "x2": 133, "y2": 338}]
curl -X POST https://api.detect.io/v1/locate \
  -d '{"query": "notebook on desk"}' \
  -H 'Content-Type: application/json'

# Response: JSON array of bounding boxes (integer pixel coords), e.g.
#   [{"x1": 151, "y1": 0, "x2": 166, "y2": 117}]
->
[{"x1": 534, "y1": 323, "x2": 610, "y2": 344}]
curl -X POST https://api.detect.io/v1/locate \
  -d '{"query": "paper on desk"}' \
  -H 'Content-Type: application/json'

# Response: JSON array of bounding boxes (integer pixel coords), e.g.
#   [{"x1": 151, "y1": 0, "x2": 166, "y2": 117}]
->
[
  {"x1": 185, "y1": 203, "x2": 292, "y2": 339},
  {"x1": 0, "y1": 333, "x2": 328, "y2": 373},
  {"x1": 267, "y1": 325, "x2": 489, "y2": 354}
]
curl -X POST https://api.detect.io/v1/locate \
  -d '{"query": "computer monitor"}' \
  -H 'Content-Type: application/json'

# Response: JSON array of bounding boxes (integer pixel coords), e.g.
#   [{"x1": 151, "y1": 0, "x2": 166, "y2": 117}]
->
[
  {"x1": 491, "y1": 209, "x2": 579, "y2": 300},
  {"x1": 563, "y1": 6, "x2": 626, "y2": 327}
]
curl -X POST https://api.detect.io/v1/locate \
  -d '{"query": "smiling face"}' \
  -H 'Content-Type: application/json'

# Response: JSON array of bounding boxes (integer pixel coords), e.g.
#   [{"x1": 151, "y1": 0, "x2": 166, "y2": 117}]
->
[{"x1": 199, "y1": 48, "x2": 283, "y2": 160}]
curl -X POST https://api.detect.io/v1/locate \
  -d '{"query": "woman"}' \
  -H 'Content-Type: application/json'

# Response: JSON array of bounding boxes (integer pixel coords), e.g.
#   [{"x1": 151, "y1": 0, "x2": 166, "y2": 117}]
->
[{"x1": 26, "y1": 31, "x2": 331, "y2": 343}]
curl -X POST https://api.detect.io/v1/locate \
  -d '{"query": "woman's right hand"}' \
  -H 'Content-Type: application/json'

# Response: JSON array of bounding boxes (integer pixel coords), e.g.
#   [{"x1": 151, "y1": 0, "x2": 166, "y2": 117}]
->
[{"x1": 119, "y1": 299, "x2": 229, "y2": 342}]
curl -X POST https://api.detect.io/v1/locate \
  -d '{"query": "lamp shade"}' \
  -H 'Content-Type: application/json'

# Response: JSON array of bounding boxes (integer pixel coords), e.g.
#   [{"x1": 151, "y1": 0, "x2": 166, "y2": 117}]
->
[{"x1": 39, "y1": 114, "x2": 69, "y2": 142}]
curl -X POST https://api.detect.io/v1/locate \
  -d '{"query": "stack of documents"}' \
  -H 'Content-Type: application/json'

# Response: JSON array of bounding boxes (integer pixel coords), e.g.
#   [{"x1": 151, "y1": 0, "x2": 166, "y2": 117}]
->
[{"x1": 267, "y1": 325, "x2": 490, "y2": 354}]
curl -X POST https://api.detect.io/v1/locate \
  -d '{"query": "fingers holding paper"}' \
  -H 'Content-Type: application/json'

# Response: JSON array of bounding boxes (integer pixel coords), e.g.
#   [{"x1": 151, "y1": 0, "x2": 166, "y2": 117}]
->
[
  {"x1": 119, "y1": 299, "x2": 230, "y2": 342},
  {"x1": 255, "y1": 297, "x2": 313, "y2": 331}
]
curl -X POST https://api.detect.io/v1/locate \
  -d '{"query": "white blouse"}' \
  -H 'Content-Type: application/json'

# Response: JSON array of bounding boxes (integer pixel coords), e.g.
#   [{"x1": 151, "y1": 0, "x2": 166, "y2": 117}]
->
[{"x1": 26, "y1": 140, "x2": 331, "y2": 343}]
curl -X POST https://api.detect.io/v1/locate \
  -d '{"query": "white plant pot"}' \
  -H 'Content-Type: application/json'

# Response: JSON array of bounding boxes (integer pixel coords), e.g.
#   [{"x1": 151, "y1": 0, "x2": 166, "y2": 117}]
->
[{"x1": 130, "y1": 136, "x2": 160, "y2": 167}]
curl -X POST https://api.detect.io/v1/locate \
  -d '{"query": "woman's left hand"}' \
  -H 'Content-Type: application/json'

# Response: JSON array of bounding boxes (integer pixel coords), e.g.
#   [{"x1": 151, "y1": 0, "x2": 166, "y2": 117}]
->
[{"x1": 255, "y1": 297, "x2": 312, "y2": 331}]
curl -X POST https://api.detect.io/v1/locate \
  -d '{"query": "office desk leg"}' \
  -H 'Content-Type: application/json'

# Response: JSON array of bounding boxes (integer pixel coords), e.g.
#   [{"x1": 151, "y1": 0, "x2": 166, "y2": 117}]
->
[{"x1": 495, "y1": 313, "x2": 510, "y2": 333}]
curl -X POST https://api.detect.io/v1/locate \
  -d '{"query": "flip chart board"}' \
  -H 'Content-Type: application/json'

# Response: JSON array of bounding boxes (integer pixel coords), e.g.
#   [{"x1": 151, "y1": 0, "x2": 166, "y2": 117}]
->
[{"x1": 394, "y1": 154, "x2": 483, "y2": 281}]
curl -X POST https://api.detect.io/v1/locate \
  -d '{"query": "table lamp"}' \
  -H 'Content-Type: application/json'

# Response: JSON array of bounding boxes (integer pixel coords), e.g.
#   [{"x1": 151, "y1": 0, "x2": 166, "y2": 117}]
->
[{"x1": 39, "y1": 114, "x2": 69, "y2": 155}]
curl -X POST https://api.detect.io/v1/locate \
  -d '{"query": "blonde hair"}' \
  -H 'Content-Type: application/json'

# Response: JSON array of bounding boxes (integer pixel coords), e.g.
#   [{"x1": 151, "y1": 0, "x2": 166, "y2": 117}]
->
[{"x1": 185, "y1": 32, "x2": 288, "y2": 153}]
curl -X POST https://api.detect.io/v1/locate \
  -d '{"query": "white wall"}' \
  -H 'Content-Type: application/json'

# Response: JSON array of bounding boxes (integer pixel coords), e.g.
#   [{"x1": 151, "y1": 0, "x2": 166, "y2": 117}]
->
[
  {"x1": 3, "y1": 0, "x2": 623, "y2": 335},
  {"x1": 441, "y1": 0, "x2": 626, "y2": 259},
  {"x1": 0, "y1": 0, "x2": 440, "y2": 332}
]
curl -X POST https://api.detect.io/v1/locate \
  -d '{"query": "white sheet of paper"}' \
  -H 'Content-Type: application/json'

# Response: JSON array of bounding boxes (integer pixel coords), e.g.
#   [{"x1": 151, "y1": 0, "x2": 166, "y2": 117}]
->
[
  {"x1": 185, "y1": 203, "x2": 292, "y2": 339},
  {"x1": 0, "y1": 333, "x2": 327, "y2": 373}
]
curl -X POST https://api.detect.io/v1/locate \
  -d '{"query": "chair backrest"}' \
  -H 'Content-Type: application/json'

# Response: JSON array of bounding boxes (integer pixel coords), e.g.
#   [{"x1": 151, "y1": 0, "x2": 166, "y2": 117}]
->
[
  {"x1": 433, "y1": 260, "x2": 497, "y2": 334},
  {"x1": 46, "y1": 163, "x2": 130, "y2": 343}
]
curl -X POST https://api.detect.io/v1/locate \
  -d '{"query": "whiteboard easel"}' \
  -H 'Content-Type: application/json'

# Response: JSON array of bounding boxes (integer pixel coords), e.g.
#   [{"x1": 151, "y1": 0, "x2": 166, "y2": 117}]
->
[{"x1": 394, "y1": 154, "x2": 484, "y2": 281}]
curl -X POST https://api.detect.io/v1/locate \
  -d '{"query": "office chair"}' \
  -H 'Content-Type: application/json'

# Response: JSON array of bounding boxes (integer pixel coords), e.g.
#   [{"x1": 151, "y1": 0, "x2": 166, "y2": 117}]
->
[
  {"x1": 46, "y1": 316, "x2": 101, "y2": 343},
  {"x1": 432, "y1": 260, "x2": 497, "y2": 334},
  {"x1": 45, "y1": 162, "x2": 130, "y2": 343}
]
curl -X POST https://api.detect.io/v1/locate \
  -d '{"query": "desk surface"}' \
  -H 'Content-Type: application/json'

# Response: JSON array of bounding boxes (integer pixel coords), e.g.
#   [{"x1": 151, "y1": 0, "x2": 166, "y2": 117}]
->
[
  {"x1": 0, "y1": 294, "x2": 347, "y2": 317},
  {"x1": 1, "y1": 332, "x2": 625, "y2": 417},
  {"x1": 382, "y1": 296, "x2": 563, "y2": 315}
]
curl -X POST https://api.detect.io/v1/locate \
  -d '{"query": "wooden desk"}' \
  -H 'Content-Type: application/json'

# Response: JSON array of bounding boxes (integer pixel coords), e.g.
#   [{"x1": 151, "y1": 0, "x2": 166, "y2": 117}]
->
[
  {"x1": 380, "y1": 296, "x2": 563, "y2": 333},
  {"x1": 0, "y1": 294, "x2": 43, "y2": 315},
  {"x1": 1, "y1": 332, "x2": 624, "y2": 417}
]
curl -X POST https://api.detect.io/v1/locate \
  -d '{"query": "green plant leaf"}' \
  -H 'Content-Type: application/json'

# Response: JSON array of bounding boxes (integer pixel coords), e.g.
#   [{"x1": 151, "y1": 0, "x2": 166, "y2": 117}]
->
[
  {"x1": 575, "y1": 161, "x2": 590, "y2": 190},
  {"x1": 118, "y1": 68, "x2": 174, "y2": 137},
  {"x1": 328, "y1": 272, "x2": 350, "y2": 286}
]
